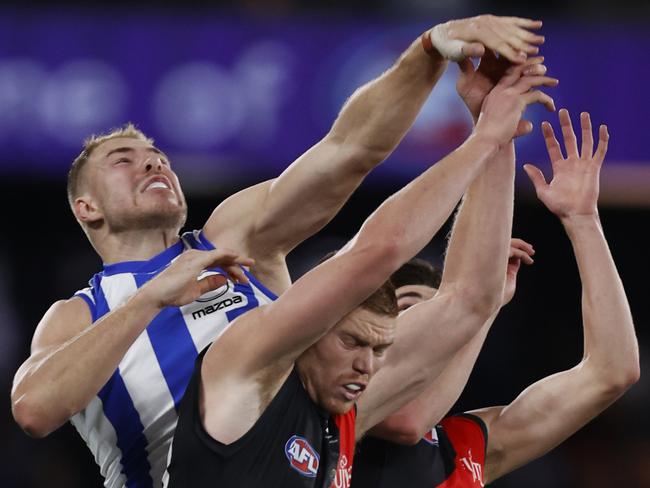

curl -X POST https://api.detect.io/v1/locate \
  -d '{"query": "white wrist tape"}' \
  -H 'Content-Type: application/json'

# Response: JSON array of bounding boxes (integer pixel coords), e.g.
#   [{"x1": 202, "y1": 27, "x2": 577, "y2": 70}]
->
[{"x1": 429, "y1": 24, "x2": 468, "y2": 61}]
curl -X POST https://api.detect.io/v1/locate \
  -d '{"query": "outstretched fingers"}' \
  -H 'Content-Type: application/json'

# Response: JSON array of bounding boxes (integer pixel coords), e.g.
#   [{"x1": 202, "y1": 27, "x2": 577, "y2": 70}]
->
[
  {"x1": 541, "y1": 121, "x2": 564, "y2": 163},
  {"x1": 559, "y1": 109, "x2": 579, "y2": 158},
  {"x1": 495, "y1": 17, "x2": 544, "y2": 61},
  {"x1": 593, "y1": 124, "x2": 610, "y2": 164},
  {"x1": 523, "y1": 163, "x2": 549, "y2": 195},
  {"x1": 580, "y1": 112, "x2": 594, "y2": 158}
]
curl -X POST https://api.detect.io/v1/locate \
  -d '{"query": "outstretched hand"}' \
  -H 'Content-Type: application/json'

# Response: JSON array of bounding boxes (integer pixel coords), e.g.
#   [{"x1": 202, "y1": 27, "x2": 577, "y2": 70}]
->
[
  {"x1": 429, "y1": 15, "x2": 545, "y2": 64},
  {"x1": 457, "y1": 51, "x2": 547, "y2": 126},
  {"x1": 474, "y1": 62, "x2": 557, "y2": 147},
  {"x1": 141, "y1": 248, "x2": 255, "y2": 308},
  {"x1": 524, "y1": 109, "x2": 609, "y2": 220},
  {"x1": 502, "y1": 238, "x2": 534, "y2": 306}
]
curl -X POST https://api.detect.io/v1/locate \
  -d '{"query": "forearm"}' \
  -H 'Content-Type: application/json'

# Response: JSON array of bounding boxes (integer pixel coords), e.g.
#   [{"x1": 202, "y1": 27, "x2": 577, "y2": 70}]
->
[
  {"x1": 248, "y1": 41, "x2": 446, "y2": 256},
  {"x1": 330, "y1": 38, "x2": 447, "y2": 162},
  {"x1": 354, "y1": 134, "x2": 498, "y2": 268},
  {"x1": 11, "y1": 293, "x2": 162, "y2": 436},
  {"x1": 370, "y1": 313, "x2": 494, "y2": 443},
  {"x1": 562, "y1": 216, "x2": 639, "y2": 383},
  {"x1": 360, "y1": 144, "x2": 516, "y2": 437},
  {"x1": 440, "y1": 143, "x2": 515, "y2": 312},
  {"x1": 479, "y1": 365, "x2": 624, "y2": 484}
]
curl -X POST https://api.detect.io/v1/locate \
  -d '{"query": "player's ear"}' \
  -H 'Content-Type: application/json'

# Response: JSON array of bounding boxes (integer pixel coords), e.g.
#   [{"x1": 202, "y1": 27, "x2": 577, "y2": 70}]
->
[{"x1": 74, "y1": 195, "x2": 103, "y2": 225}]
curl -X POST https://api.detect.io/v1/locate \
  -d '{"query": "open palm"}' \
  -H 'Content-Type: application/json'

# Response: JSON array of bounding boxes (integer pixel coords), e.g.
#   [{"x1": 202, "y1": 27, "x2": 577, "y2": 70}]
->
[{"x1": 524, "y1": 109, "x2": 609, "y2": 219}]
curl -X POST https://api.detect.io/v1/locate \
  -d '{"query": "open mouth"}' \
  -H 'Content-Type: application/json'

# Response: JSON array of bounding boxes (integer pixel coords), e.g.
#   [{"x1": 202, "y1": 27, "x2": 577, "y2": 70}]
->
[
  {"x1": 143, "y1": 177, "x2": 172, "y2": 192},
  {"x1": 342, "y1": 383, "x2": 366, "y2": 401}
]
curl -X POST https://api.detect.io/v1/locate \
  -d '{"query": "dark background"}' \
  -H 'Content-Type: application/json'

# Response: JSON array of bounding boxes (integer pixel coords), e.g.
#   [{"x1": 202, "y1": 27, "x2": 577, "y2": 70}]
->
[{"x1": 1, "y1": 0, "x2": 649, "y2": 486}]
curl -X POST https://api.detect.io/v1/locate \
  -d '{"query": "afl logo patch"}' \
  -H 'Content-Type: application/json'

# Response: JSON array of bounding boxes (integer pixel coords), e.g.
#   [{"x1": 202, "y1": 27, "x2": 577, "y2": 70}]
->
[
  {"x1": 285, "y1": 435, "x2": 320, "y2": 478},
  {"x1": 423, "y1": 428, "x2": 439, "y2": 446},
  {"x1": 195, "y1": 270, "x2": 230, "y2": 303}
]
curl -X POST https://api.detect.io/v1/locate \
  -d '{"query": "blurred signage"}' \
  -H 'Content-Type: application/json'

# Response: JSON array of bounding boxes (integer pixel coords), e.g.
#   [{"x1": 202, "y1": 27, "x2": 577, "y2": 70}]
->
[{"x1": 0, "y1": 11, "x2": 647, "y2": 182}]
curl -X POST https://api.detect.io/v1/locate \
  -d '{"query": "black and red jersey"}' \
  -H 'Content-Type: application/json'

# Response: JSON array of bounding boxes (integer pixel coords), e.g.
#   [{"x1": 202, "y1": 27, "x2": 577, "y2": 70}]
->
[
  {"x1": 351, "y1": 414, "x2": 487, "y2": 487},
  {"x1": 165, "y1": 348, "x2": 356, "y2": 488}
]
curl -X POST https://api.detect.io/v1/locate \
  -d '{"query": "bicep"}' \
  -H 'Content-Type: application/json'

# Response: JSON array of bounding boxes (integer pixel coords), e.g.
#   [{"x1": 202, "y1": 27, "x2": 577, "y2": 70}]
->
[
  {"x1": 202, "y1": 180, "x2": 273, "y2": 256},
  {"x1": 31, "y1": 297, "x2": 92, "y2": 354},
  {"x1": 475, "y1": 364, "x2": 618, "y2": 484},
  {"x1": 16, "y1": 298, "x2": 92, "y2": 381},
  {"x1": 247, "y1": 138, "x2": 371, "y2": 255}
]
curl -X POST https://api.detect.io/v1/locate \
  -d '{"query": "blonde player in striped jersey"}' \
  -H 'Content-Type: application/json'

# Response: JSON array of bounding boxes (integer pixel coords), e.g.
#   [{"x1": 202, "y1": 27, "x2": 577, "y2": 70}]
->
[{"x1": 11, "y1": 15, "x2": 546, "y2": 488}]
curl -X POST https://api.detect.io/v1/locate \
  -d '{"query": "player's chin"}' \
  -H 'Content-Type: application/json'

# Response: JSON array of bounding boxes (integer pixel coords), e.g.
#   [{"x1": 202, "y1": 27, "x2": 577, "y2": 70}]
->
[{"x1": 326, "y1": 395, "x2": 356, "y2": 416}]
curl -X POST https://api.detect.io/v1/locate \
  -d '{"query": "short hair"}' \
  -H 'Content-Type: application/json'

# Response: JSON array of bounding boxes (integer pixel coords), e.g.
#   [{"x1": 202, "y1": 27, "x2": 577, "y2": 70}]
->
[
  {"x1": 391, "y1": 257, "x2": 442, "y2": 290},
  {"x1": 67, "y1": 123, "x2": 153, "y2": 208},
  {"x1": 318, "y1": 251, "x2": 398, "y2": 317}
]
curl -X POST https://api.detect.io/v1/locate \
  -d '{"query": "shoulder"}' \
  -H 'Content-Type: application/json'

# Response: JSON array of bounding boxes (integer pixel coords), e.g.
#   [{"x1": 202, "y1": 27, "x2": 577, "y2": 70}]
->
[
  {"x1": 203, "y1": 180, "x2": 274, "y2": 247},
  {"x1": 31, "y1": 296, "x2": 93, "y2": 354}
]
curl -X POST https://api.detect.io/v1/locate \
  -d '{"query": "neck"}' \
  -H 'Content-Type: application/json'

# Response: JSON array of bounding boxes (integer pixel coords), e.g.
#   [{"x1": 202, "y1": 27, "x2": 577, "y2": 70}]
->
[{"x1": 90, "y1": 227, "x2": 181, "y2": 264}]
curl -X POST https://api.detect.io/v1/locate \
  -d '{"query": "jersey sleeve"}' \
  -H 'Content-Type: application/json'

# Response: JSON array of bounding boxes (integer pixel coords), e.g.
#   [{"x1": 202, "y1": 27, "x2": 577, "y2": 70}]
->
[{"x1": 437, "y1": 414, "x2": 488, "y2": 487}]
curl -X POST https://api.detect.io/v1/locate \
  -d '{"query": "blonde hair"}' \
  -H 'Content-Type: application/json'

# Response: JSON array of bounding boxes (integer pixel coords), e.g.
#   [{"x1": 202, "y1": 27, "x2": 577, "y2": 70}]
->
[{"x1": 67, "y1": 123, "x2": 154, "y2": 208}]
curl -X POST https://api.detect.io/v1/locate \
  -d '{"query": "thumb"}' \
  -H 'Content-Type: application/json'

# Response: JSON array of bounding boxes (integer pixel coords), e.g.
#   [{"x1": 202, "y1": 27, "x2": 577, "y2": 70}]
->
[
  {"x1": 515, "y1": 119, "x2": 534, "y2": 137},
  {"x1": 461, "y1": 42, "x2": 485, "y2": 59},
  {"x1": 523, "y1": 163, "x2": 547, "y2": 193}
]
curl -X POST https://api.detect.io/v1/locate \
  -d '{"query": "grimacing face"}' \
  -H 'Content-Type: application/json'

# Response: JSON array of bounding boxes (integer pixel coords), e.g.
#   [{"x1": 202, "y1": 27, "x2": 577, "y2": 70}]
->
[
  {"x1": 296, "y1": 307, "x2": 396, "y2": 415},
  {"x1": 395, "y1": 284, "x2": 437, "y2": 312},
  {"x1": 78, "y1": 137, "x2": 188, "y2": 232}
]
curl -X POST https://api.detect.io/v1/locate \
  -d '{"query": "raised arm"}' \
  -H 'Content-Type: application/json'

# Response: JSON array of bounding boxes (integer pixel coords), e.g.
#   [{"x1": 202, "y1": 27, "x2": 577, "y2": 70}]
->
[
  {"x1": 204, "y1": 16, "x2": 546, "y2": 271},
  {"x1": 354, "y1": 55, "x2": 556, "y2": 438},
  {"x1": 363, "y1": 52, "x2": 544, "y2": 442},
  {"x1": 369, "y1": 239, "x2": 533, "y2": 444},
  {"x1": 472, "y1": 110, "x2": 640, "y2": 484},
  {"x1": 10, "y1": 250, "x2": 253, "y2": 437}
]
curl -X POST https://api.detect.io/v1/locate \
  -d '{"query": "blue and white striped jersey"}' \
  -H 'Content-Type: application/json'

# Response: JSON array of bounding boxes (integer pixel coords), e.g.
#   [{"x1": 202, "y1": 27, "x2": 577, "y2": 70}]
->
[{"x1": 70, "y1": 230, "x2": 277, "y2": 488}]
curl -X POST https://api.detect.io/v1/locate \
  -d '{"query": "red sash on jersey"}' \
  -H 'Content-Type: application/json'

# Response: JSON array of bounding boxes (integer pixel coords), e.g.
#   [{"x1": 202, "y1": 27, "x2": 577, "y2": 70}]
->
[
  {"x1": 329, "y1": 408, "x2": 357, "y2": 488},
  {"x1": 437, "y1": 416, "x2": 487, "y2": 487}
]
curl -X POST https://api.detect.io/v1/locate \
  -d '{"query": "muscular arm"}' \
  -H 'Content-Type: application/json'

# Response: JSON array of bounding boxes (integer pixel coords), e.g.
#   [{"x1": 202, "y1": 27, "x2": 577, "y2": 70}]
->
[
  {"x1": 11, "y1": 250, "x2": 252, "y2": 437},
  {"x1": 354, "y1": 53, "x2": 558, "y2": 437},
  {"x1": 204, "y1": 17, "x2": 545, "y2": 284},
  {"x1": 477, "y1": 218, "x2": 639, "y2": 484},
  {"x1": 205, "y1": 133, "x2": 501, "y2": 379},
  {"x1": 205, "y1": 40, "x2": 447, "y2": 267},
  {"x1": 199, "y1": 133, "x2": 503, "y2": 441},
  {"x1": 369, "y1": 241, "x2": 532, "y2": 444},
  {"x1": 474, "y1": 111, "x2": 639, "y2": 484},
  {"x1": 355, "y1": 140, "x2": 515, "y2": 439}
]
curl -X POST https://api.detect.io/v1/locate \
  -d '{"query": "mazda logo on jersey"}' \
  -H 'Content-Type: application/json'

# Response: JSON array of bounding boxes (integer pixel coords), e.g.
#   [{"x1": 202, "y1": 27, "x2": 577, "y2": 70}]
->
[
  {"x1": 195, "y1": 270, "x2": 230, "y2": 302},
  {"x1": 285, "y1": 435, "x2": 320, "y2": 478}
]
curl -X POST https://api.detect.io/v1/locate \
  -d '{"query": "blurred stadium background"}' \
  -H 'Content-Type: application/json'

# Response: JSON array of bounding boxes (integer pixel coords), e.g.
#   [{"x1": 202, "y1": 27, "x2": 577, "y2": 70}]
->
[{"x1": 1, "y1": 0, "x2": 648, "y2": 486}]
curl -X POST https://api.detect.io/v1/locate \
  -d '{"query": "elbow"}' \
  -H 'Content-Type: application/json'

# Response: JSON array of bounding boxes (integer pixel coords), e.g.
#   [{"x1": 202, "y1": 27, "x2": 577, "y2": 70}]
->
[
  {"x1": 370, "y1": 415, "x2": 428, "y2": 446},
  {"x1": 452, "y1": 284, "x2": 502, "y2": 321},
  {"x1": 586, "y1": 356, "x2": 641, "y2": 398},
  {"x1": 353, "y1": 237, "x2": 404, "y2": 279},
  {"x1": 612, "y1": 362, "x2": 641, "y2": 393},
  {"x1": 12, "y1": 395, "x2": 58, "y2": 438}
]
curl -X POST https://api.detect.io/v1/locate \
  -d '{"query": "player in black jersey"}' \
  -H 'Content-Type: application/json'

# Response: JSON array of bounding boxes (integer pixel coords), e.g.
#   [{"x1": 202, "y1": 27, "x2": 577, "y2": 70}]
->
[
  {"x1": 353, "y1": 108, "x2": 639, "y2": 487},
  {"x1": 163, "y1": 57, "x2": 558, "y2": 487}
]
